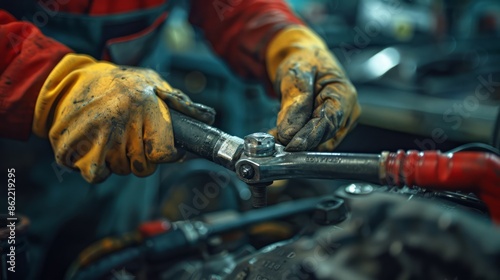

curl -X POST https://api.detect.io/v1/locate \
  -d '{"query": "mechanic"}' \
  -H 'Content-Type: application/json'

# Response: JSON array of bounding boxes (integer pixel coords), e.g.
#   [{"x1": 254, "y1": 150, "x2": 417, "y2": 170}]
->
[{"x1": 0, "y1": 0, "x2": 360, "y2": 278}]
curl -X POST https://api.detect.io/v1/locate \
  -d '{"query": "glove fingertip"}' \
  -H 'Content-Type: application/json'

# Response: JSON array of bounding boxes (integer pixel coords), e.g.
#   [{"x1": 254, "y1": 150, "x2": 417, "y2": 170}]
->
[
  {"x1": 276, "y1": 125, "x2": 292, "y2": 144},
  {"x1": 284, "y1": 136, "x2": 307, "y2": 152},
  {"x1": 284, "y1": 144, "x2": 300, "y2": 152},
  {"x1": 317, "y1": 140, "x2": 339, "y2": 152},
  {"x1": 267, "y1": 127, "x2": 278, "y2": 139},
  {"x1": 190, "y1": 103, "x2": 216, "y2": 125},
  {"x1": 144, "y1": 139, "x2": 177, "y2": 163},
  {"x1": 81, "y1": 163, "x2": 111, "y2": 184},
  {"x1": 131, "y1": 160, "x2": 157, "y2": 177}
]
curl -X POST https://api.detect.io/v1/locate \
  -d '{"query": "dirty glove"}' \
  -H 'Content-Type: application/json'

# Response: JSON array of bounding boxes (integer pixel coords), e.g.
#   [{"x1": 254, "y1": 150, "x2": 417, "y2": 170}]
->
[
  {"x1": 266, "y1": 26, "x2": 361, "y2": 151},
  {"x1": 33, "y1": 54, "x2": 215, "y2": 183}
]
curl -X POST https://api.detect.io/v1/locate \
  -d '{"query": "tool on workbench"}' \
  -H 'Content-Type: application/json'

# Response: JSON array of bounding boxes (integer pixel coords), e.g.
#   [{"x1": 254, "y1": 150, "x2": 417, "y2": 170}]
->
[{"x1": 169, "y1": 110, "x2": 500, "y2": 221}]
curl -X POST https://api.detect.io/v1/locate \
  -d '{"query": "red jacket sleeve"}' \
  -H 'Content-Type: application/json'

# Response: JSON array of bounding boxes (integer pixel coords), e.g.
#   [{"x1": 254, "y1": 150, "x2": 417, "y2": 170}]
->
[
  {"x1": 0, "y1": 10, "x2": 72, "y2": 140},
  {"x1": 189, "y1": 0, "x2": 303, "y2": 81}
]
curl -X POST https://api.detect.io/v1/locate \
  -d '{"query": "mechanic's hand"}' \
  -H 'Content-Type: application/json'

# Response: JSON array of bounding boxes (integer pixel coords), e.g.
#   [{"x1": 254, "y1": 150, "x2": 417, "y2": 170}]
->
[
  {"x1": 266, "y1": 26, "x2": 361, "y2": 151},
  {"x1": 33, "y1": 54, "x2": 215, "y2": 183}
]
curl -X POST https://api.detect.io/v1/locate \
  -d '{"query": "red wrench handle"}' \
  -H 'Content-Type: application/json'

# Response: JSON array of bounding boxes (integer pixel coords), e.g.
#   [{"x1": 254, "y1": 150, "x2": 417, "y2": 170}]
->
[{"x1": 384, "y1": 150, "x2": 500, "y2": 222}]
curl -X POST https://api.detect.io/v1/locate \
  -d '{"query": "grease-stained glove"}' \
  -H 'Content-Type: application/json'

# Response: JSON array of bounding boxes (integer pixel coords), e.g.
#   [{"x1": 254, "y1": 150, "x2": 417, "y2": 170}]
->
[
  {"x1": 266, "y1": 26, "x2": 361, "y2": 151},
  {"x1": 33, "y1": 54, "x2": 215, "y2": 183}
]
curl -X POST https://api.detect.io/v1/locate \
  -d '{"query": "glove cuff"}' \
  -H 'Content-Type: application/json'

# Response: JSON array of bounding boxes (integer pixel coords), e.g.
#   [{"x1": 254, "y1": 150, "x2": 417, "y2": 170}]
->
[
  {"x1": 265, "y1": 25, "x2": 328, "y2": 83},
  {"x1": 32, "y1": 54, "x2": 107, "y2": 137}
]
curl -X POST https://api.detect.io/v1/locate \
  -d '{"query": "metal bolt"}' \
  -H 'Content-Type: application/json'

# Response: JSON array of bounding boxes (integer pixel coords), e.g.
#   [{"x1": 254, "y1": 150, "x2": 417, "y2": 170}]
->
[
  {"x1": 344, "y1": 183, "x2": 374, "y2": 195},
  {"x1": 243, "y1": 133, "x2": 274, "y2": 208},
  {"x1": 244, "y1": 133, "x2": 275, "y2": 157},
  {"x1": 239, "y1": 164, "x2": 254, "y2": 179},
  {"x1": 250, "y1": 184, "x2": 269, "y2": 208},
  {"x1": 313, "y1": 198, "x2": 347, "y2": 225}
]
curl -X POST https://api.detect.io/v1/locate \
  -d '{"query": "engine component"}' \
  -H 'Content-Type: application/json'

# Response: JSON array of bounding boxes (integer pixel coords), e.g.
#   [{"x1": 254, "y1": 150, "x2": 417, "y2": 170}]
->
[
  {"x1": 312, "y1": 198, "x2": 347, "y2": 225},
  {"x1": 67, "y1": 190, "x2": 499, "y2": 280},
  {"x1": 222, "y1": 194, "x2": 500, "y2": 280},
  {"x1": 66, "y1": 196, "x2": 329, "y2": 280}
]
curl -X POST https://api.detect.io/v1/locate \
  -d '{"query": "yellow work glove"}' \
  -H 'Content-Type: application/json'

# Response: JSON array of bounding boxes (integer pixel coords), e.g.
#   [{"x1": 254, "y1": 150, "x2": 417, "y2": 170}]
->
[
  {"x1": 266, "y1": 26, "x2": 361, "y2": 151},
  {"x1": 33, "y1": 54, "x2": 215, "y2": 183}
]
